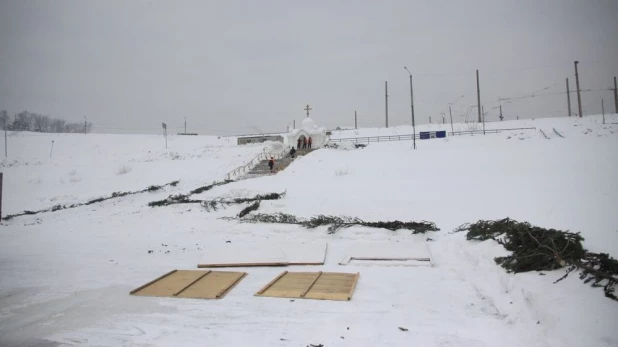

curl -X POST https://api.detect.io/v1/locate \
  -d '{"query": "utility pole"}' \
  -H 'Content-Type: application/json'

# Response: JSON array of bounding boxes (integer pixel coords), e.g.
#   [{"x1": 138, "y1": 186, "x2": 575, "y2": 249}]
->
[
  {"x1": 441, "y1": 113, "x2": 445, "y2": 124},
  {"x1": 385, "y1": 81, "x2": 389, "y2": 128},
  {"x1": 482, "y1": 105, "x2": 486, "y2": 135},
  {"x1": 404, "y1": 66, "x2": 416, "y2": 150},
  {"x1": 354, "y1": 111, "x2": 358, "y2": 129},
  {"x1": 574, "y1": 61, "x2": 583, "y2": 118},
  {"x1": 476, "y1": 69, "x2": 482, "y2": 123},
  {"x1": 602, "y1": 99, "x2": 605, "y2": 124},
  {"x1": 614, "y1": 76, "x2": 618, "y2": 113},
  {"x1": 499, "y1": 104, "x2": 504, "y2": 121},
  {"x1": 184, "y1": 117, "x2": 187, "y2": 134},
  {"x1": 429, "y1": 116, "x2": 432, "y2": 124},
  {"x1": 4, "y1": 127, "x2": 7, "y2": 158},
  {"x1": 566, "y1": 78, "x2": 572, "y2": 117},
  {"x1": 84, "y1": 116, "x2": 87, "y2": 135},
  {"x1": 614, "y1": 76, "x2": 618, "y2": 114},
  {"x1": 449, "y1": 106, "x2": 454, "y2": 134},
  {"x1": 293, "y1": 120, "x2": 296, "y2": 129}
]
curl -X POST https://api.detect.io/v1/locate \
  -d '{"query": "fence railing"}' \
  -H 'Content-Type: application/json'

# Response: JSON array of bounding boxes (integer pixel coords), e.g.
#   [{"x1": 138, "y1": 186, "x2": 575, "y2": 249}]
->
[
  {"x1": 226, "y1": 147, "x2": 288, "y2": 180},
  {"x1": 449, "y1": 127, "x2": 537, "y2": 136},
  {"x1": 329, "y1": 134, "x2": 417, "y2": 144},
  {"x1": 327, "y1": 127, "x2": 538, "y2": 144}
]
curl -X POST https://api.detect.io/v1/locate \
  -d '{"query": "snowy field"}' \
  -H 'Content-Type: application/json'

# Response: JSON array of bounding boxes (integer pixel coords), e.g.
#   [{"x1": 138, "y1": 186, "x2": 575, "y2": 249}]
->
[{"x1": 0, "y1": 115, "x2": 617, "y2": 347}]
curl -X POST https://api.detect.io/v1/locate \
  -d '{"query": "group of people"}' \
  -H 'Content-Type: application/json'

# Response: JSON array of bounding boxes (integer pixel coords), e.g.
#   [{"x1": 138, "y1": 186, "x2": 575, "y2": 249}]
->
[
  {"x1": 297, "y1": 136, "x2": 312, "y2": 149},
  {"x1": 267, "y1": 137, "x2": 314, "y2": 173}
]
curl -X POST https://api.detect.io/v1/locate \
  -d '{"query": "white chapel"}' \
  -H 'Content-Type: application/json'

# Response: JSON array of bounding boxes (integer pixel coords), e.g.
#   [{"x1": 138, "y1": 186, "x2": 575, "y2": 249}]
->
[{"x1": 283, "y1": 116, "x2": 327, "y2": 148}]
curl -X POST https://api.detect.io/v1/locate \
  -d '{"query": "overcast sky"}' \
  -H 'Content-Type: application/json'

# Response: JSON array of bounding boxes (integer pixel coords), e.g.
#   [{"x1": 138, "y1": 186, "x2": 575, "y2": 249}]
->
[{"x1": 1, "y1": 0, "x2": 617, "y2": 135}]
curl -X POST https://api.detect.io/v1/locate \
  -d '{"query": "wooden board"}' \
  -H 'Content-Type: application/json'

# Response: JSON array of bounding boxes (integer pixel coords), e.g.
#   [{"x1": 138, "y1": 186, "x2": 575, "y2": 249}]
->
[
  {"x1": 196, "y1": 242, "x2": 327, "y2": 267},
  {"x1": 281, "y1": 241, "x2": 328, "y2": 265},
  {"x1": 339, "y1": 242, "x2": 433, "y2": 267},
  {"x1": 197, "y1": 244, "x2": 289, "y2": 268},
  {"x1": 130, "y1": 270, "x2": 246, "y2": 299},
  {"x1": 255, "y1": 271, "x2": 359, "y2": 301}
]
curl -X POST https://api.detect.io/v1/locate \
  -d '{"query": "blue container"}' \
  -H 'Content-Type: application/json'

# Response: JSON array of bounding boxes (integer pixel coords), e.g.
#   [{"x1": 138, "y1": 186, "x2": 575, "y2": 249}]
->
[
  {"x1": 420, "y1": 132, "x2": 430, "y2": 140},
  {"x1": 436, "y1": 131, "x2": 446, "y2": 138}
]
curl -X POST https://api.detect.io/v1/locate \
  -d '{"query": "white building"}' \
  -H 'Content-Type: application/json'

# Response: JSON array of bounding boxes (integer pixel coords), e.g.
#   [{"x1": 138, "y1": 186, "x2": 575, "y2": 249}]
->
[{"x1": 283, "y1": 117, "x2": 328, "y2": 149}]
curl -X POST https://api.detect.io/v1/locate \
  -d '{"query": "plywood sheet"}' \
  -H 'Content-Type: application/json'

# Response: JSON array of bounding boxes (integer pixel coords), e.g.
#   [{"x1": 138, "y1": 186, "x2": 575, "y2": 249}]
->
[
  {"x1": 281, "y1": 241, "x2": 327, "y2": 265},
  {"x1": 339, "y1": 242, "x2": 433, "y2": 266},
  {"x1": 130, "y1": 270, "x2": 246, "y2": 299},
  {"x1": 196, "y1": 241, "x2": 327, "y2": 267},
  {"x1": 255, "y1": 271, "x2": 359, "y2": 301},
  {"x1": 198, "y1": 244, "x2": 288, "y2": 268}
]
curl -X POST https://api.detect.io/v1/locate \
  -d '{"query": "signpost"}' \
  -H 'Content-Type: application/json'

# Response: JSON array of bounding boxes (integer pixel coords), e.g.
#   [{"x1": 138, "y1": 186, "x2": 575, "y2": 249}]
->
[{"x1": 162, "y1": 122, "x2": 167, "y2": 149}]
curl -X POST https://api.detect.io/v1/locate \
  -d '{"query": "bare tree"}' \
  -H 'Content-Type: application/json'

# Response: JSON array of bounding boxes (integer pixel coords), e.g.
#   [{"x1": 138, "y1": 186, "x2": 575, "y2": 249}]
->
[{"x1": 33, "y1": 114, "x2": 51, "y2": 132}]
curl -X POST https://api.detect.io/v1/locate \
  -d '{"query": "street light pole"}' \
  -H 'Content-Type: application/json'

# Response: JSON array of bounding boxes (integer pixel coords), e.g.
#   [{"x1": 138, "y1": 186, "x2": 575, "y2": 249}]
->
[
  {"x1": 574, "y1": 61, "x2": 583, "y2": 118},
  {"x1": 404, "y1": 66, "x2": 416, "y2": 150}
]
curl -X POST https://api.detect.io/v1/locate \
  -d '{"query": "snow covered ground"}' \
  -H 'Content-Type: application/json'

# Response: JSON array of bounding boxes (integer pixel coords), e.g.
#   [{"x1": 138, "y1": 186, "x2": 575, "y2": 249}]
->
[{"x1": 0, "y1": 115, "x2": 617, "y2": 347}]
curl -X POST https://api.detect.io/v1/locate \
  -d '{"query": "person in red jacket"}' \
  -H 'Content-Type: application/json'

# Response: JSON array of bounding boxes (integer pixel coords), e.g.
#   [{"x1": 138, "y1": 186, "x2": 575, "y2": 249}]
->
[{"x1": 308, "y1": 137, "x2": 312, "y2": 149}]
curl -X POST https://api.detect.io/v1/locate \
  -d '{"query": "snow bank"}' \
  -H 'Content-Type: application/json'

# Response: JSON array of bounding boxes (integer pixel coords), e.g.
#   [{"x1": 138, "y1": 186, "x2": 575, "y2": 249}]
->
[{"x1": 0, "y1": 115, "x2": 617, "y2": 347}]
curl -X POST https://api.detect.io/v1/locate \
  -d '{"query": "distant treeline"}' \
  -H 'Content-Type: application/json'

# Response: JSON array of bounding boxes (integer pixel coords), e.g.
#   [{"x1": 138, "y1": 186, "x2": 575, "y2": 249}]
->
[{"x1": 0, "y1": 110, "x2": 93, "y2": 133}]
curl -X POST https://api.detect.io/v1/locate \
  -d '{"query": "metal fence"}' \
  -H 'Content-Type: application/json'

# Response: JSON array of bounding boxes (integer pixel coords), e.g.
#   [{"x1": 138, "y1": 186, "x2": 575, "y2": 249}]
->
[
  {"x1": 327, "y1": 127, "x2": 538, "y2": 144},
  {"x1": 449, "y1": 127, "x2": 537, "y2": 136},
  {"x1": 226, "y1": 147, "x2": 288, "y2": 180},
  {"x1": 328, "y1": 134, "x2": 417, "y2": 144}
]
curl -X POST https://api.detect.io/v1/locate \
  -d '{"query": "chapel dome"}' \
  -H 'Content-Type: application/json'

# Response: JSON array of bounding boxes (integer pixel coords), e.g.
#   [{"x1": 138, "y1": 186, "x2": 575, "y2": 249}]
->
[{"x1": 301, "y1": 117, "x2": 316, "y2": 131}]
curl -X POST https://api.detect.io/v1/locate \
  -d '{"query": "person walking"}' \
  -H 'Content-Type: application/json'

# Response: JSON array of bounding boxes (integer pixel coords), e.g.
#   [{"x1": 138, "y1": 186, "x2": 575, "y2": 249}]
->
[
  {"x1": 303, "y1": 137, "x2": 307, "y2": 149},
  {"x1": 289, "y1": 146, "x2": 296, "y2": 158},
  {"x1": 308, "y1": 137, "x2": 312, "y2": 149},
  {"x1": 297, "y1": 137, "x2": 301, "y2": 149},
  {"x1": 268, "y1": 157, "x2": 275, "y2": 173}
]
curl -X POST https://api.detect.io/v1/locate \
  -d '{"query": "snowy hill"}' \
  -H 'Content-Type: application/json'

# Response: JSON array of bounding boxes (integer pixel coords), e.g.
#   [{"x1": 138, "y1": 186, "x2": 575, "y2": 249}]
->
[{"x1": 0, "y1": 115, "x2": 617, "y2": 347}]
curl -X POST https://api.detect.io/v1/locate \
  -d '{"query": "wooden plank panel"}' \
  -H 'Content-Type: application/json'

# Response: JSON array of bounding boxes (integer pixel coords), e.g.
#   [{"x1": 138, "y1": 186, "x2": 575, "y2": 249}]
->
[
  {"x1": 255, "y1": 271, "x2": 359, "y2": 301},
  {"x1": 130, "y1": 270, "x2": 247, "y2": 300},
  {"x1": 177, "y1": 271, "x2": 246, "y2": 299},
  {"x1": 132, "y1": 270, "x2": 205, "y2": 297},
  {"x1": 338, "y1": 242, "x2": 432, "y2": 266},
  {"x1": 197, "y1": 243, "x2": 288, "y2": 268},
  {"x1": 304, "y1": 273, "x2": 359, "y2": 301}
]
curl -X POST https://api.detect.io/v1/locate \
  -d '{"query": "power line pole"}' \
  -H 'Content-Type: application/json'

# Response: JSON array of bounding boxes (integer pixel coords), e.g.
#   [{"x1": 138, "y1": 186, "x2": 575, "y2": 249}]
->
[
  {"x1": 574, "y1": 61, "x2": 583, "y2": 118},
  {"x1": 614, "y1": 76, "x2": 618, "y2": 114},
  {"x1": 84, "y1": 116, "x2": 87, "y2": 135},
  {"x1": 602, "y1": 98, "x2": 605, "y2": 124},
  {"x1": 184, "y1": 117, "x2": 187, "y2": 134},
  {"x1": 385, "y1": 81, "x2": 389, "y2": 128},
  {"x1": 499, "y1": 104, "x2": 503, "y2": 121},
  {"x1": 449, "y1": 106, "x2": 454, "y2": 134},
  {"x1": 429, "y1": 116, "x2": 432, "y2": 124},
  {"x1": 566, "y1": 77, "x2": 572, "y2": 117},
  {"x1": 476, "y1": 69, "x2": 482, "y2": 123},
  {"x1": 293, "y1": 120, "x2": 295, "y2": 129},
  {"x1": 404, "y1": 67, "x2": 416, "y2": 150},
  {"x1": 354, "y1": 111, "x2": 358, "y2": 129},
  {"x1": 482, "y1": 105, "x2": 486, "y2": 135},
  {"x1": 614, "y1": 76, "x2": 618, "y2": 113}
]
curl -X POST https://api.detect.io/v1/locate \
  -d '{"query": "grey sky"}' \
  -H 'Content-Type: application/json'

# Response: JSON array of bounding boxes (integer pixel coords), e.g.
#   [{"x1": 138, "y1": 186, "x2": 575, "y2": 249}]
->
[{"x1": 1, "y1": 0, "x2": 617, "y2": 135}]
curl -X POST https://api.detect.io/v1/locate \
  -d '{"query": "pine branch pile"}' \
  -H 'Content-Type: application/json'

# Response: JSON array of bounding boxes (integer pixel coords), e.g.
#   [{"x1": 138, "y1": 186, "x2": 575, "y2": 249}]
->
[
  {"x1": 238, "y1": 201, "x2": 260, "y2": 218},
  {"x1": 3, "y1": 180, "x2": 180, "y2": 221},
  {"x1": 148, "y1": 191, "x2": 286, "y2": 211},
  {"x1": 454, "y1": 218, "x2": 618, "y2": 301},
  {"x1": 222, "y1": 212, "x2": 439, "y2": 234}
]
